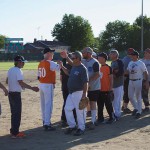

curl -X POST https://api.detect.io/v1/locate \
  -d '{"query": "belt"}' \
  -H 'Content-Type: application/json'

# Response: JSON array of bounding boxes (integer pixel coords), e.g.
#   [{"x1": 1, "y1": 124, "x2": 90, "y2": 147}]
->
[
  {"x1": 9, "y1": 91, "x2": 21, "y2": 93},
  {"x1": 129, "y1": 79, "x2": 141, "y2": 81}
]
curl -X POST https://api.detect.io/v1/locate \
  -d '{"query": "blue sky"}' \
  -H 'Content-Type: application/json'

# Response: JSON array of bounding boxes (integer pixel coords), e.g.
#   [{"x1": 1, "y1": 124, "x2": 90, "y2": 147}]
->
[{"x1": 0, "y1": 0, "x2": 150, "y2": 43}]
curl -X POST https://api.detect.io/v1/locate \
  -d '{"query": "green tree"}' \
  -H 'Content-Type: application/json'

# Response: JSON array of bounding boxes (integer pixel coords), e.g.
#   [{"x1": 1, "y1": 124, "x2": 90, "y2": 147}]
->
[
  {"x1": 99, "y1": 20, "x2": 130, "y2": 52},
  {"x1": 133, "y1": 15, "x2": 150, "y2": 50},
  {"x1": 52, "y1": 14, "x2": 94, "y2": 51},
  {"x1": 0, "y1": 35, "x2": 6, "y2": 49}
]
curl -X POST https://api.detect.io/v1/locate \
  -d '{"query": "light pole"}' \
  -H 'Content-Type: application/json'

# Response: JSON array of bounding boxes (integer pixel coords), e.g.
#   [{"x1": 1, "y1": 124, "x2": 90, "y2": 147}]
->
[{"x1": 141, "y1": 0, "x2": 144, "y2": 51}]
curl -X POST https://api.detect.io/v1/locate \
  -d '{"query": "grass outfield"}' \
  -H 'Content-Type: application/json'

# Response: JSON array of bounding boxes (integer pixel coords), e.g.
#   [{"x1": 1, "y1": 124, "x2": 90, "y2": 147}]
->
[
  {"x1": 0, "y1": 61, "x2": 112, "y2": 71},
  {"x1": 0, "y1": 62, "x2": 39, "y2": 70}
]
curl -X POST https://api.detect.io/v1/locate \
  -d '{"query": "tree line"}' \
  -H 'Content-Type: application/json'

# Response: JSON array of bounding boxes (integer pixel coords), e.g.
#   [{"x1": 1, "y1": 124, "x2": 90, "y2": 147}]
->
[{"x1": 1, "y1": 14, "x2": 150, "y2": 52}]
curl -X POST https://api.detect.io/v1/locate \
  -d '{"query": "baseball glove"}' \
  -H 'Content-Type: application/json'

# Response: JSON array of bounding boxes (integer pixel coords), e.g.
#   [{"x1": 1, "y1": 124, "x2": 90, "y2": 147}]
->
[
  {"x1": 108, "y1": 91, "x2": 114, "y2": 101},
  {"x1": 79, "y1": 97, "x2": 89, "y2": 110}
]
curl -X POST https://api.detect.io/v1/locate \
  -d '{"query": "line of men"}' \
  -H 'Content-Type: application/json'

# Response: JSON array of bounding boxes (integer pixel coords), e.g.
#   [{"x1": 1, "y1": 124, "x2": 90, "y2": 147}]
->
[
  {"x1": 59, "y1": 47, "x2": 150, "y2": 136},
  {"x1": 0, "y1": 47, "x2": 149, "y2": 138}
]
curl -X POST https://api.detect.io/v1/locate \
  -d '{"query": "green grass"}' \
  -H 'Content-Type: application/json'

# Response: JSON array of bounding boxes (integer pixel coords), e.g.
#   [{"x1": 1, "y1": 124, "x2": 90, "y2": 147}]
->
[
  {"x1": 0, "y1": 62, "x2": 39, "y2": 70},
  {"x1": 0, "y1": 61, "x2": 112, "y2": 71}
]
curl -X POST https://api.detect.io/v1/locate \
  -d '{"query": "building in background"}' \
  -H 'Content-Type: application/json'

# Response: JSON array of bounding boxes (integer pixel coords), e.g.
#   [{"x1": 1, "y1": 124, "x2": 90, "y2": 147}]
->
[
  {"x1": 4, "y1": 38, "x2": 24, "y2": 53},
  {"x1": 23, "y1": 38, "x2": 70, "y2": 54}
]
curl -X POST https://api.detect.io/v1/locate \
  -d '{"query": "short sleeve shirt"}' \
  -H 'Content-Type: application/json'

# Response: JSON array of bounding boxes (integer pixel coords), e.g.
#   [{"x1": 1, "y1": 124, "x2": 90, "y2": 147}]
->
[
  {"x1": 127, "y1": 60, "x2": 147, "y2": 79},
  {"x1": 7, "y1": 67, "x2": 24, "y2": 92},
  {"x1": 141, "y1": 59, "x2": 150, "y2": 81},
  {"x1": 67, "y1": 64, "x2": 89, "y2": 94},
  {"x1": 111, "y1": 60, "x2": 124, "y2": 88}
]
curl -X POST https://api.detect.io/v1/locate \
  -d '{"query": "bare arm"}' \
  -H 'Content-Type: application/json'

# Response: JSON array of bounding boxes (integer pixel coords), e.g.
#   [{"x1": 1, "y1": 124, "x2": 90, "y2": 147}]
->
[
  {"x1": 109, "y1": 74, "x2": 113, "y2": 91},
  {"x1": 0, "y1": 82, "x2": 8, "y2": 96},
  {"x1": 89, "y1": 72, "x2": 100, "y2": 82},
  {"x1": 60, "y1": 51, "x2": 73, "y2": 66},
  {"x1": 143, "y1": 71, "x2": 149, "y2": 89},
  {"x1": 18, "y1": 80, "x2": 39, "y2": 92},
  {"x1": 82, "y1": 82, "x2": 88, "y2": 98}
]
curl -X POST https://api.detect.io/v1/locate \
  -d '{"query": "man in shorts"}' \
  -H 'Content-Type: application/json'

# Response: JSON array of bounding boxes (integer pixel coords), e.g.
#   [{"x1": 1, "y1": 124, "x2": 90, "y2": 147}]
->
[{"x1": 82, "y1": 47, "x2": 100, "y2": 129}]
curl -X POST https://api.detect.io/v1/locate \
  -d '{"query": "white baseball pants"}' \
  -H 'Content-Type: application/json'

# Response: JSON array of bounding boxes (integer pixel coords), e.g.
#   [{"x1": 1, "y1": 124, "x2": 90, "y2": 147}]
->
[
  {"x1": 39, "y1": 83, "x2": 54, "y2": 125},
  {"x1": 65, "y1": 91, "x2": 86, "y2": 131},
  {"x1": 128, "y1": 80, "x2": 142, "y2": 114},
  {"x1": 113, "y1": 86, "x2": 123, "y2": 118}
]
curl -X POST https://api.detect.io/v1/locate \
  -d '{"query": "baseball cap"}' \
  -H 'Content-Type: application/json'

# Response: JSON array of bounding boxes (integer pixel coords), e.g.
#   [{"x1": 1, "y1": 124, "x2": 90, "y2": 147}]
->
[
  {"x1": 72, "y1": 51, "x2": 83, "y2": 60},
  {"x1": 14, "y1": 55, "x2": 28, "y2": 63},
  {"x1": 127, "y1": 48, "x2": 135, "y2": 55},
  {"x1": 130, "y1": 50, "x2": 139, "y2": 56},
  {"x1": 92, "y1": 52, "x2": 97, "y2": 57},
  {"x1": 145, "y1": 48, "x2": 150, "y2": 53},
  {"x1": 82, "y1": 47, "x2": 93, "y2": 54},
  {"x1": 43, "y1": 47, "x2": 55, "y2": 54},
  {"x1": 110, "y1": 49, "x2": 119, "y2": 56},
  {"x1": 98, "y1": 52, "x2": 108, "y2": 60}
]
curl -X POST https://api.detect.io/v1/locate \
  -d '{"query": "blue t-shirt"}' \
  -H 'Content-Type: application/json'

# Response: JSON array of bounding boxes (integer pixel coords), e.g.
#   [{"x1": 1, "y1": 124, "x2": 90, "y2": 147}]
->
[{"x1": 67, "y1": 64, "x2": 89, "y2": 94}]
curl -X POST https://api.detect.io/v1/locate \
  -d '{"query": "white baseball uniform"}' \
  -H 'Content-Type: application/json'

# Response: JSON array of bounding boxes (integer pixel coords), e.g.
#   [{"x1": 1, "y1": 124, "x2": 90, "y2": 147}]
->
[{"x1": 127, "y1": 60, "x2": 147, "y2": 114}]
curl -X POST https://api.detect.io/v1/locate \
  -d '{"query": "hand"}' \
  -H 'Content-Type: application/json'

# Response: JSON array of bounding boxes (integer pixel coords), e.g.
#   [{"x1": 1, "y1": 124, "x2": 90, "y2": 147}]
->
[
  {"x1": 32, "y1": 87, "x2": 39, "y2": 92},
  {"x1": 144, "y1": 81, "x2": 149, "y2": 90},
  {"x1": 60, "y1": 50, "x2": 68, "y2": 58},
  {"x1": 3, "y1": 88, "x2": 8, "y2": 96},
  {"x1": 57, "y1": 60, "x2": 63, "y2": 68},
  {"x1": 81, "y1": 92, "x2": 87, "y2": 99}
]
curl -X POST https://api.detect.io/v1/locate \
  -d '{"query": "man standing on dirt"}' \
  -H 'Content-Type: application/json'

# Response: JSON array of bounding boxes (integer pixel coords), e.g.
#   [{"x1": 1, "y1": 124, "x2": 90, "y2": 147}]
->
[
  {"x1": 126, "y1": 51, "x2": 149, "y2": 118},
  {"x1": 38, "y1": 47, "x2": 60, "y2": 131},
  {"x1": 109, "y1": 50, "x2": 124, "y2": 120},
  {"x1": 60, "y1": 51, "x2": 89, "y2": 136},
  {"x1": 82, "y1": 47, "x2": 100, "y2": 129},
  {"x1": 6, "y1": 55, "x2": 39, "y2": 138},
  {"x1": 141, "y1": 48, "x2": 150, "y2": 112},
  {"x1": 121, "y1": 48, "x2": 135, "y2": 114}
]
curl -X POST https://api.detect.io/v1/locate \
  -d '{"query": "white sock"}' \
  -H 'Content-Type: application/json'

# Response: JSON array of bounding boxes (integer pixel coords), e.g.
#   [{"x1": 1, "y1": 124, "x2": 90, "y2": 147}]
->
[{"x1": 91, "y1": 110, "x2": 96, "y2": 123}]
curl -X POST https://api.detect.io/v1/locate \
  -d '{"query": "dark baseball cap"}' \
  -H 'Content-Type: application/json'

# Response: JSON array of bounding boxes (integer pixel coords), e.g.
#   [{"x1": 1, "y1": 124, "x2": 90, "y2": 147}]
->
[
  {"x1": 145, "y1": 48, "x2": 150, "y2": 53},
  {"x1": 127, "y1": 48, "x2": 135, "y2": 55},
  {"x1": 98, "y1": 52, "x2": 108, "y2": 60},
  {"x1": 14, "y1": 55, "x2": 28, "y2": 62},
  {"x1": 43, "y1": 47, "x2": 55, "y2": 54},
  {"x1": 130, "y1": 50, "x2": 139, "y2": 56}
]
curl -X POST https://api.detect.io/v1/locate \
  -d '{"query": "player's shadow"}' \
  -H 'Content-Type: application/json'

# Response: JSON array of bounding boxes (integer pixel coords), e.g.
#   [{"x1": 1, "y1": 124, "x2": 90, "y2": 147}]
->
[{"x1": 0, "y1": 113, "x2": 150, "y2": 150}]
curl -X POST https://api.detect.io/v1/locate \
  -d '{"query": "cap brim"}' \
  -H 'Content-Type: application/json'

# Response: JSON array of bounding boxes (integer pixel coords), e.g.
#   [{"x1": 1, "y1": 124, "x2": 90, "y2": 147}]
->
[{"x1": 22, "y1": 60, "x2": 28, "y2": 63}]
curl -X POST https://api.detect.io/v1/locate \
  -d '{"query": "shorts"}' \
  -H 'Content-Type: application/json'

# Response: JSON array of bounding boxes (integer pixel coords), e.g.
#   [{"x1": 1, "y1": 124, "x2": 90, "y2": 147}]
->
[{"x1": 88, "y1": 90, "x2": 100, "y2": 102}]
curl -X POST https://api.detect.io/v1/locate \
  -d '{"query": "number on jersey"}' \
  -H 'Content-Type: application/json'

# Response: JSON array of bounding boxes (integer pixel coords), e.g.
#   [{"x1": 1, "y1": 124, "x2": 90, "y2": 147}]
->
[{"x1": 38, "y1": 68, "x2": 46, "y2": 78}]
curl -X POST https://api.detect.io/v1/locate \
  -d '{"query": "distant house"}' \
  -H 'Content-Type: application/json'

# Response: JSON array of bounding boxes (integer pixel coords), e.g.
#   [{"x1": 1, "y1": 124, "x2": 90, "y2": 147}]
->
[{"x1": 23, "y1": 39, "x2": 71, "y2": 54}]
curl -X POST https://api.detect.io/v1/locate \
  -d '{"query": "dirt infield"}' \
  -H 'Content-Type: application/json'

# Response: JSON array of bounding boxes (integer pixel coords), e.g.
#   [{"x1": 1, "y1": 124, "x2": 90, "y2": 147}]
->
[{"x1": 0, "y1": 70, "x2": 150, "y2": 150}]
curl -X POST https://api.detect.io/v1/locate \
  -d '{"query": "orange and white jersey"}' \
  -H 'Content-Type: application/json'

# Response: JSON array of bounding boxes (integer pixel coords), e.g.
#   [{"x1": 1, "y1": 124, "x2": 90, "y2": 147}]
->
[{"x1": 38, "y1": 60, "x2": 60, "y2": 84}]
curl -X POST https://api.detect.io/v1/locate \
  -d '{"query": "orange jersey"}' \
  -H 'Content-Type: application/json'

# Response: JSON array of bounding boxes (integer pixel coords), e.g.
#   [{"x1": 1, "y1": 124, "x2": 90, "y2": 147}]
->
[
  {"x1": 38, "y1": 60, "x2": 56, "y2": 84},
  {"x1": 100, "y1": 64, "x2": 112, "y2": 91}
]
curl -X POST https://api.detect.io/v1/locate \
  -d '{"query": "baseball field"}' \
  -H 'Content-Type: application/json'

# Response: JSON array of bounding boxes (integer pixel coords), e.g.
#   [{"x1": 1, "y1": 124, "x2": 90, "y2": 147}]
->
[{"x1": 0, "y1": 62, "x2": 150, "y2": 150}]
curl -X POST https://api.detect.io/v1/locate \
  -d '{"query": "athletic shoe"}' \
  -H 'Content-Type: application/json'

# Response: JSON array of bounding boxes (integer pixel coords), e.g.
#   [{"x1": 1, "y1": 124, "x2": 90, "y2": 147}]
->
[
  {"x1": 135, "y1": 113, "x2": 141, "y2": 119},
  {"x1": 121, "y1": 106, "x2": 124, "y2": 111},
  {"x1": 123, "y1": 108, "x2": 132, "y2": 114},
  {"x1": 142, "y1": 107, "x2": 149, "y2": 113},
  {"x1": 132, "y1": 109, "x2": 138, "y2": 116},
  {"x1": 44, "y1": 125, "x2": 56, "y2": 131},
  {"x1": 74, "y1": 129, "x2": 84, "y2": 136},
  {"x1": 61, "y1": 120, "x2": 68, "y2": 127},
  {"x1": 106, "y1": 118, "x2": 116, "y2": 124},
  {"x1": 11, "y1": 132, "x2": 26, "y2": 139},
  {"x1": 95, "y1": 119, "x2": 105, "y2": 125},
  {"x1": 64, "y1": 127, "x2": 76, "y2": 135},
  {"x1": 87, "y1": 122, "x2": 96, "y2": 130}
]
